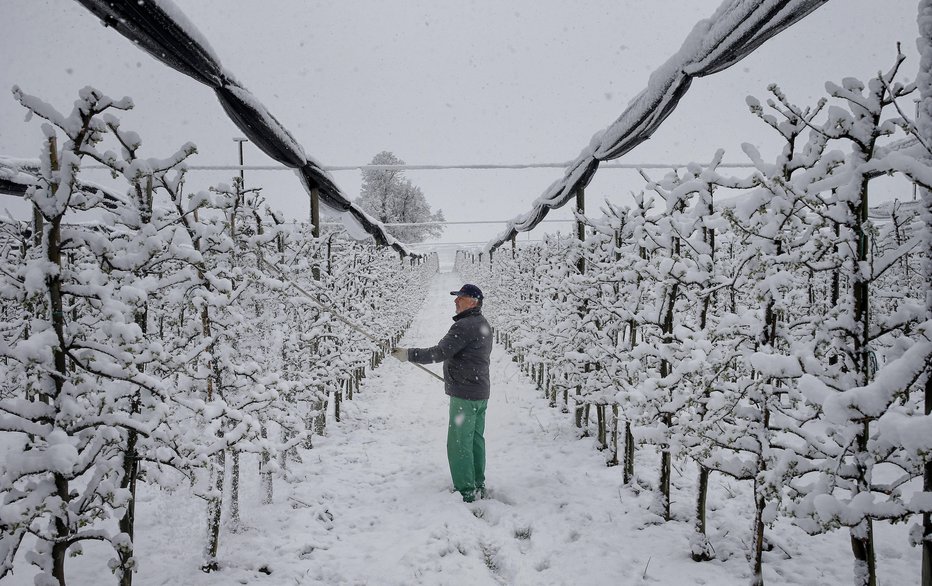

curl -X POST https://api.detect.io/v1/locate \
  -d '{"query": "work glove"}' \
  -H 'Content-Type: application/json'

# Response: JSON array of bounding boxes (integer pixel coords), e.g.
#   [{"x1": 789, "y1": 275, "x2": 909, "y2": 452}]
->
[{"x1": 391, "y1": 347, "x2": 409, "y2": 362}]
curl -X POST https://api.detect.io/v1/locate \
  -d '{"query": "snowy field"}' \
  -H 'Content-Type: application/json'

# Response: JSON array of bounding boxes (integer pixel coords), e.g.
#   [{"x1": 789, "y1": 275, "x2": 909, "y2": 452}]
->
[{"x1": 5, "y1": 272, "x2": 920, "y2": 585}]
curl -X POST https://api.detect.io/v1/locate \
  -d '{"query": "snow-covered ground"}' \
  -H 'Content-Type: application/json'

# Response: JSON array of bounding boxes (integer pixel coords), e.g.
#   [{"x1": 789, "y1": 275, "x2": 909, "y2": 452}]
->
[{"x1": 9, "y1": 271, "x2": 919, "y2": 585}]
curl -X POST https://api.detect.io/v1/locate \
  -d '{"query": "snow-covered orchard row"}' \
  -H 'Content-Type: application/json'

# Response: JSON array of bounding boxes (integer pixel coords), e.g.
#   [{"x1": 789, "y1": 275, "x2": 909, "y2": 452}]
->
[
  {"x1": 0, "y1": 87, "x2": 437, "y2": 586},
  {"x1": 459, "y1": 58, "x2": 931, "y2": 586}
]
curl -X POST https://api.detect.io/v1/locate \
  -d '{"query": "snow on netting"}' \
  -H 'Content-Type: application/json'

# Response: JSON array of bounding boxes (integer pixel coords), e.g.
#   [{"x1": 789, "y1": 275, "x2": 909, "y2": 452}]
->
[
  {"x1": 68, "y1": 0, "x2": 412, "y2": 256},
  {"x1": 484, "y1": 0, "x2": 829, "y2": 252}
]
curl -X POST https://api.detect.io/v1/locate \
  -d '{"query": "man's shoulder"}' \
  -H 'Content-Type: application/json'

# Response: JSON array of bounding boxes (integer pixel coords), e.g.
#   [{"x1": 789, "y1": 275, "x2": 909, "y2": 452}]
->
[
  {"x1": 452, "y1": 311, "x2": 485, "y2": 328},
  {"x1": 459, "y1": 311, "x2": 487, "y2": 323},
  {"x1": 462, "y1": 313, "x2": 491, "y2": 335}
]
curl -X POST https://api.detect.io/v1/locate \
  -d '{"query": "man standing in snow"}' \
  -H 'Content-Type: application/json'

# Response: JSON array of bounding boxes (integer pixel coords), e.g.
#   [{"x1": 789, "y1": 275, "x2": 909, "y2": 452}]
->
[{"x1": 391, "y1": 284, "x2": 493, "y2": 503}]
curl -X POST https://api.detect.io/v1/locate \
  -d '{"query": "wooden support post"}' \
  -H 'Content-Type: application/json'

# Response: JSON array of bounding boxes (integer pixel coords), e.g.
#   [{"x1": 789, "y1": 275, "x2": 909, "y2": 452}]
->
[
  {"x1": 596, "y1": 404, "x2": 606, "y2": 450},
  {"x1": 334, "y1": 383, "x2": 342, "y2": 423},
  {"x1": 310, "y1": 186, "x2": 321, "y2": 280},
  {"x1": 576, "y1": 187, "x2": 585, "y2": 274},
  {"x1": 608, "y1": 405, "x2": 619, "y2": 467}
]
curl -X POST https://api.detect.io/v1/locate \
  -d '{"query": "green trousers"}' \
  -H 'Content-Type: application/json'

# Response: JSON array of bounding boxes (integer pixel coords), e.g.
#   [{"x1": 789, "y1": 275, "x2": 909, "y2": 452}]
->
[{"x1": 447, "y1": 396, "x2": 488, "y2": 502}]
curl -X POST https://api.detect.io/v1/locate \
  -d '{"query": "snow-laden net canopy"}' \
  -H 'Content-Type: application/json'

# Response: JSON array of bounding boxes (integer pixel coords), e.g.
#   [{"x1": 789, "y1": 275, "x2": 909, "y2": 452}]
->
[
  {"x1": 484, "y1": 0, "x2": 829, "y2": 253},
  {"x1": 0, "y1": 0, "x2": 412, "y2": 256},
  {"x1": 0, "y1": 0, "x2": 828, "y2": 258}
]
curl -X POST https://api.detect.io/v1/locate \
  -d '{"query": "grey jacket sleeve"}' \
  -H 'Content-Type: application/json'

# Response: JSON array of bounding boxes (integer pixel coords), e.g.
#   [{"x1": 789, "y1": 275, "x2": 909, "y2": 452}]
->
[{"x1": 408, "y1": 322, "x2": 469, "y2": 364}]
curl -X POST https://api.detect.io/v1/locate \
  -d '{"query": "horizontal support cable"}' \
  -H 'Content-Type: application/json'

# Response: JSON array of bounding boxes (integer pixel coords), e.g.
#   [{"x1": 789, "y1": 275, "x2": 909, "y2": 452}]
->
[
  {"x1": 406, "y1": 240, "x2": 544, "y2": 246},
  {"x1": 320, "y1": 219, "x2": 576, "y2": 227},
  {"x1": 81, "y1": 162, "x2": 758, "y2": 172}
]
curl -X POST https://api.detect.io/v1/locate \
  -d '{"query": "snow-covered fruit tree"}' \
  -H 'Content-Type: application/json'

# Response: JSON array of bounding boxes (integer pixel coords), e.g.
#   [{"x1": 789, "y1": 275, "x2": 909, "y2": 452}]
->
[
  {"x1": 0, "y1": 86, "x2": 201, "y2": 586},
  {"x1": 0, "y1": 87, "x2": 437, "y2": 586},
  {"x1": 767, "y1": 55, "x2": 932, "y2": 586}
]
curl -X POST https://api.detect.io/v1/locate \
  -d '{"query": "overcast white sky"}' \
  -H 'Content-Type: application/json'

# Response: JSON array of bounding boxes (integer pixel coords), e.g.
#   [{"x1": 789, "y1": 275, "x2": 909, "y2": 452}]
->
[{"x1": 0, "y1": 1, "x2": 921, "y2": 256}]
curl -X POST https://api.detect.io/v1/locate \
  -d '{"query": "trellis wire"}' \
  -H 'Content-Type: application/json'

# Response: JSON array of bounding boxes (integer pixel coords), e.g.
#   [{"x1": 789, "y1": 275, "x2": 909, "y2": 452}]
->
[{"x1": 259, "y1": 257, "x2": 445, "y2": 383}]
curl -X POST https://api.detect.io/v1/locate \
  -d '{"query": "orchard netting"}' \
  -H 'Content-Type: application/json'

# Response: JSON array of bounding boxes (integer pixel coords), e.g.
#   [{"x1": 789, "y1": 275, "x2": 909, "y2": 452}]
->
[{"x1": 0, "y1": 0, "x2": 829, "y2": 258}]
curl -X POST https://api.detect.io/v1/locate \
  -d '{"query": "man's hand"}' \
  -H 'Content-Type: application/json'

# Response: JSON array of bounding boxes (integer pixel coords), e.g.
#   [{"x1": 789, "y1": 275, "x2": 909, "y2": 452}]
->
[{"x1": 391, "y1": 347, "x2": 409, "y2": 362}]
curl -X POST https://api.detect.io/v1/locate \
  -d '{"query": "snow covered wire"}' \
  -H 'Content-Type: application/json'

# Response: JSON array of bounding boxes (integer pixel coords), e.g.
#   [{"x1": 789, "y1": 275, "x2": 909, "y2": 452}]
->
[
  {"x1": 483, "y1": 0, "x2": 829, "y2": 254},
  {"x1": 71, "y1": 0, "x2": 415, "y2": 257}
]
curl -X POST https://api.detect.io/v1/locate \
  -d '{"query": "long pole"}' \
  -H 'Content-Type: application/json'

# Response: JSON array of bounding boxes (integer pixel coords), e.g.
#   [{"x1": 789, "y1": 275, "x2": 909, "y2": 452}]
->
[
  {"x1": 233, "y1": 137, "x2": 247, "y2": 184},
  {"x1": 917, "y1": 4, "x2": 932, "y2": 584},
  {"x1": 258, "y1": 257, "x2": 444, "y2": 383}
]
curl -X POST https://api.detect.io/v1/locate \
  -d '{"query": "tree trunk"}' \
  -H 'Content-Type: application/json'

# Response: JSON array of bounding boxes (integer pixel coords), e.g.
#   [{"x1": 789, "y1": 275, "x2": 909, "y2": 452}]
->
[
  {"x1": 658, "y1": 435, "x2": 672, "y2": 521},
  {"x1": 334, "y1": 383, "x2": 342, "y2": 423},
  {"x1": 848, "y1": 164, "x2": 877, "y2": 586},
  {"x1": 118, "y1": 415, "x2": 139, "y2": 586},
  {"x1": 750, "y1": 476, "x2": 766, "y2": 586},
  {"x1": 749, "y1": 404, "x2": 771, "y2": 586},
  {"x1": 118, "y1": 258, "x2": 150, "y2": 586},
  {"x1": 596, "y1": 404, "x2": 607, "y2": 451},
  {"x1": 691, "y1": 465, "x2": 714, "y2": 561},
  {"x1": 45, "y1": 137, "x2": 71, "y2": 586},
  {"x1": 229, "y1": 449, "x2": 241, "y2": 529},
  {"x1": 260, "y1": 420, "x2": 273, "y2": 505},
  {"x1": 607, "y1": 405, "x2": 619, "y2": 467},
  {"x1": 202, "y1": 448, "x2": 225, "y2": 572},
  {"x1": 314, "y1": 387, "x2": 328, "y2": 437},
  {"x1": 850, "y1": 517, "x2": 877, "y2": 586},
  {"x1": 658, "y1": 280, "x2": 678, "y2": 521},
  {"x1": 850, "y1": 424, "x2": 877, "y2": 586}
]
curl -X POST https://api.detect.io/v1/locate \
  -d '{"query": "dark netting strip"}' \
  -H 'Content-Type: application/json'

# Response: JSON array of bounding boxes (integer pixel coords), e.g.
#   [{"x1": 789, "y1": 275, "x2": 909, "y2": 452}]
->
[
  {"x1": 0, "y1": 157, "x2": 129, "y2": 211},
  {"x1": 76, "y1": 0, "x2": 223, "y2": 87},
  {"x1": 484, "y1": 0, "x2": 829, "y2": 253},
  {"x1": 215, "y1": 85, "x2": 306, "y2": 169},
  {"x1": 0, "y1": 178, "x2": 28, "y2": 198},
  {"x1": 297, "y1": 165, "x2": 349, "y2": 212},
  {"x1": 73, "y1": 0, "x2": 411, "y2": 255}
]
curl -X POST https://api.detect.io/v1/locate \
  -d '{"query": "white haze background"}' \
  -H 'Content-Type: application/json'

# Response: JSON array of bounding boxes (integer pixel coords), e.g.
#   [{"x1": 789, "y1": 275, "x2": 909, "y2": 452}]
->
[{"x1": 0, "y1": 1, "x2": 919, "y2": 257}]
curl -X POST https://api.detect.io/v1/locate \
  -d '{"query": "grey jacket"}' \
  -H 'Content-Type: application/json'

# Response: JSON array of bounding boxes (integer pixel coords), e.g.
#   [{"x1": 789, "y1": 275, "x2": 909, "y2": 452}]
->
[{"x1": 408, "y1": 306, "x2": 492, "y2": 400}]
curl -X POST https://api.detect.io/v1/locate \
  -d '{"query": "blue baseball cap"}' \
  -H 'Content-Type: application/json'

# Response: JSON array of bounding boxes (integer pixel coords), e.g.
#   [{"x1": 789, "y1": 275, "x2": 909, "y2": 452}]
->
[{"x1": 450, "y1": 283, "x2": 483, "y2": 300}]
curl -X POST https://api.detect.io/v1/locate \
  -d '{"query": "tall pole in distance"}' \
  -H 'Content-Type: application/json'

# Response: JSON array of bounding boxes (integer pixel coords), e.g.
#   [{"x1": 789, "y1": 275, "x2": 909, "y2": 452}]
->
[
  {"x1": 233, "y1": 137, "x2": 247, "y2": 185},
  {"x1": 232, "y1": 138, "x2": 247, "y2": 239}
]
